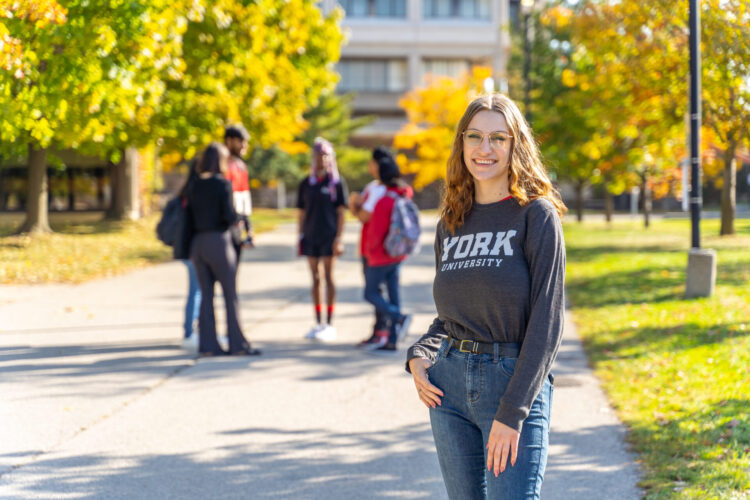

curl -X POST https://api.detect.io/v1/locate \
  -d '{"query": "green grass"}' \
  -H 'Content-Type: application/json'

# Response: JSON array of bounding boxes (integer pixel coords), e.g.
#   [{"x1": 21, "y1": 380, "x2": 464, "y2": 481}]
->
[
  {"x1": 0, "y1": 208, "x2": 297, "y2": 284},
  {"x1": 564, "y1": 218, "x2": 750, "y2": 499}
]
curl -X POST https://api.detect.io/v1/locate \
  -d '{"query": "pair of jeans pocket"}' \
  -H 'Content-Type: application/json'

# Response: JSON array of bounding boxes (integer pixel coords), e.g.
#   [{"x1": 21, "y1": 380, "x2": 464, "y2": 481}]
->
[
  {"x1": 498, "y1": 357, "x2": 517, "y2": 377},
  {"x1": 427, "y1": 340, "x2": 449, "y2": 374}
]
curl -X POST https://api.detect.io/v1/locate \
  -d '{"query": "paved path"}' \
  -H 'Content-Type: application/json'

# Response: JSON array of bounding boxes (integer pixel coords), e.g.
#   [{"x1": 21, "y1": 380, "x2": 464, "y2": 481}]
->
[{"x1": 0, "y1": 219, "x2": 641, "y2": 499}]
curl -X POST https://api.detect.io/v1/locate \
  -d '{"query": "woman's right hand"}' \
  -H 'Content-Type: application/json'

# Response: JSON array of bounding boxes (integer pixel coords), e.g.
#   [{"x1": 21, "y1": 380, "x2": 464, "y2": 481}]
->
[{"x1": 409, "y1": 357, "x2": 444, "y2": 409}]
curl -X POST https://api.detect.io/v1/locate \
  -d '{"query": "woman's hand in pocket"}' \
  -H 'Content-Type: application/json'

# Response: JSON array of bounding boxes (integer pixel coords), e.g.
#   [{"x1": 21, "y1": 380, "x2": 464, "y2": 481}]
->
[{"x1": 408, "y1": 357, "x2": 444, "y2": 409}]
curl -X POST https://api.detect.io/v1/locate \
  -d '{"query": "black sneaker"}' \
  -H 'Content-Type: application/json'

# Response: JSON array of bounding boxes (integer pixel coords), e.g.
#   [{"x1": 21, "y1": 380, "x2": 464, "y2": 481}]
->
[
  {"x1": 356, "y1": 332, "x2": 377, "y2": 348},
  {"x1": 395, "y1": 314, "x2": 412, "y2": 343},
  {"x1": 363, "y1": 330, "x2": 389, "y2": 351}
]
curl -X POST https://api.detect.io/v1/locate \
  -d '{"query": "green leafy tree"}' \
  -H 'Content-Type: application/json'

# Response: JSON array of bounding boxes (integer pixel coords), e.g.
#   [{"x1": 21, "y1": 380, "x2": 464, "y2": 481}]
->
[
  {"x1": 0, "y1": 0, "x2": 192, "y2": 232},
  {"x1": 508, "y1": 5, "x2": 606, "y2": 222},
  {"x1": 156, "y1": 0, "x2": 345, "y2": 162},
  {"x1": 0, "y1": 0, "x2": 67, "y2": 74},
  {"x1": 702, "y1": 0, "x2": 750, "y2": 235},
  {"x1": 537, "y1": 1, "x2": 686, "y2": 227}
]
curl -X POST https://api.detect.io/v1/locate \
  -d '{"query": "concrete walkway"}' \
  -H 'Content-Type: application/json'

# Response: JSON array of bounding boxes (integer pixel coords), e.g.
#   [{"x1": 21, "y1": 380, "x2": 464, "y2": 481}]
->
[{"x1": 0, "y1": 219, "x2": 641, "y2": 499}]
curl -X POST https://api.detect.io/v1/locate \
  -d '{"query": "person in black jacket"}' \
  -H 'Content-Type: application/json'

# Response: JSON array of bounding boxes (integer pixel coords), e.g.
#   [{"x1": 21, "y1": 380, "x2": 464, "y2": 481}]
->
[{"x1": 188, "y1": 142, "x2": 260, "y2": 357}]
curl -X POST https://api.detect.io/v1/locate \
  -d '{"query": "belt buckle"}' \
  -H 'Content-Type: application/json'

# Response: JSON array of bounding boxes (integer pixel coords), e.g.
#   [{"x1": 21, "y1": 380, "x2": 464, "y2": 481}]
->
[{"x1": 459, "y1": 339, "x2": 474, "y2": 353}]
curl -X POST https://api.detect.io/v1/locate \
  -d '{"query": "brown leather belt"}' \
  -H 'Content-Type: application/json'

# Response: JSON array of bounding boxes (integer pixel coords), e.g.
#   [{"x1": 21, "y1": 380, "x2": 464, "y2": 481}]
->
[{"x1": 447, "y1": 337, "x2": 520, "y2": 357}]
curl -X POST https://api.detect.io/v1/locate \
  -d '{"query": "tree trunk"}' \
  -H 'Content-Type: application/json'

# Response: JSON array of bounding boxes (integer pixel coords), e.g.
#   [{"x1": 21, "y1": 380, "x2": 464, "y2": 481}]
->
[
  {"x1": 107, "y1": 159, "x2": 124, "y2": 219},
  {"x1": 276, "y1": 180, "x2": 286, "y2": 210},
  {"x1": 720, "y1": 151, "x2": 736, "y2": 236},
  {"x1": 17, "y1": 145, "x2": 51, "y2": 234},
  {"x1": 604, "y1": 188, "x2": 614, "y2": 224},
  {"x1": 107, "y1": 147, "x2": 140, "y2": 220},
  {"x1": 96, "y1": 168, "x2": 105, "y2": 209},
  {"x1": 67, "y1": 168, "x2": 75, "y2": 211},
  {"x1": 576, "y1": 181, "x2": 584, "y2": 222},
  {"x1": 642, "y1": 172, "x2": 652, "y2": 229}
]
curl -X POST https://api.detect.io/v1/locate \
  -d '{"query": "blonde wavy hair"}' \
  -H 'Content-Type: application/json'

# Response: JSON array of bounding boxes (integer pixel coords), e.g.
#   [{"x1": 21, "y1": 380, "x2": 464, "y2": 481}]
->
[{"x1": 441, "y1": 93, "x2": 566, "y2": 234}]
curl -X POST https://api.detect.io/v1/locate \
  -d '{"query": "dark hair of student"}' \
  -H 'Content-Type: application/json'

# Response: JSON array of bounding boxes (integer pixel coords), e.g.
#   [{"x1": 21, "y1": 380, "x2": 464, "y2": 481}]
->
[
  {"x1": 196, "y1": 142, "x2": 230, "y2": 175},
  {"x1": 178, "y1": 158, "x2": 200, "y2": 198},
  {"x1": 224, "y1": 124, "x2": 250, "y2": 141},
  {"x1": 377, "y1": 155, "x2": 406, "y2": 189}
]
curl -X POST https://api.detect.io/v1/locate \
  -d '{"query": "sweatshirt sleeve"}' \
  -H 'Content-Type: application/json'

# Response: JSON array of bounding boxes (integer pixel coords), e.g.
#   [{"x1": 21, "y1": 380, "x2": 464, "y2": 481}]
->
[
  {"x1": 405, "y1": 223, "x2": 448, "y2": 373},
  {"x1": 494, "y1": 204, "x2": 566, "y2": 431}
]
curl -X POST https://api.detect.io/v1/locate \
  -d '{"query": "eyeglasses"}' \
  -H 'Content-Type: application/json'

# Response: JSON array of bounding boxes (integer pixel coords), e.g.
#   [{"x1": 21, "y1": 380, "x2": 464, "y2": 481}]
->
[{"x1": 462, "y1": 130, "x2": 513, "y2": 150}]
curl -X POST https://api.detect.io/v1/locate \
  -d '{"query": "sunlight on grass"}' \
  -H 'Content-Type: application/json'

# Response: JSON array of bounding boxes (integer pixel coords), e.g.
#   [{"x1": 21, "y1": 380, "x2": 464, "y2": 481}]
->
[
  {"x1": 0, "y1": 209, "x2": 297, "y2": 284},
  {"x1": 564, "y1": 218, "x2": 750, "y2": 499}
]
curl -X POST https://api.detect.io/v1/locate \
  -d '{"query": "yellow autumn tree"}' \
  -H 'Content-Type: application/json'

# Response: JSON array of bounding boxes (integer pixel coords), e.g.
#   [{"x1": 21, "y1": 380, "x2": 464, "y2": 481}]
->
[
  {"x1": 0, "y1": 0, "x2": 67, "y2": 74},
  {"x1": 393, "y1": 66, "x2": 492, "y2": 189}
]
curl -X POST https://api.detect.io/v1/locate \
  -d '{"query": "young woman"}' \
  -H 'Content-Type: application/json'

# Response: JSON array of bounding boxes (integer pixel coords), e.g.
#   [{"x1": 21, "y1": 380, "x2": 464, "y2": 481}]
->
[
  {"x1": 407, "y1": 94, "x2": 566, "y2": 499},
  {"x1": 361, "y1": 154, "x2": 413, "y2": 351},
  {"x1": 297, "y1": 138, "x2": 348, "y2": 342},
  {"x1": 349, "y1": 146, "x2": 389, "y2": 347},
  {"x1": 188, "y1": 142, "x2": 260, "y2": 357}
]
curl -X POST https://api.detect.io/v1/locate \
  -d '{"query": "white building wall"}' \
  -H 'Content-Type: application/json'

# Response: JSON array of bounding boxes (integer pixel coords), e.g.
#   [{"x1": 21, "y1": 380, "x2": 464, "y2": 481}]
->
[{"x1": 320, "y1": 0, "x2": 512, "y2": 140}]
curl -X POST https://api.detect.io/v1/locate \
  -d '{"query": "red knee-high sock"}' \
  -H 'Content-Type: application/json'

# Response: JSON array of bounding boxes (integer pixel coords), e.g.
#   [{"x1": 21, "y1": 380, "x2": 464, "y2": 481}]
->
[
  {"x1": 315, "y1": 304, "x2": 322, "y2": 325},
  {"x1": 326, "y1": 305, "x2": 334, "y2": 325}
]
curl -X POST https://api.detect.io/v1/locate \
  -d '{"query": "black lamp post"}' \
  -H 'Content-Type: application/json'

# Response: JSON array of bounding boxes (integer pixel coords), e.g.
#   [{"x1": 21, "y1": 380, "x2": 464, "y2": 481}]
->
[
  {"x1": 689, "y1": 0, "x2": 701, "y2": 248},
  {"x1": 685, "y1": 0, "x2": 716, "y2": 298},
  {"x1": 521, "y1": 0, "x2": 534, "y2": 124}
]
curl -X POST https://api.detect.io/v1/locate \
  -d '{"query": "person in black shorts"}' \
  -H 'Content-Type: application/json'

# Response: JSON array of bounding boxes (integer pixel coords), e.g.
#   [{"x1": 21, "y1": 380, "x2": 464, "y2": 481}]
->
[{"x1": 297, "y1": 137, "x2": 348, "y2": 342}]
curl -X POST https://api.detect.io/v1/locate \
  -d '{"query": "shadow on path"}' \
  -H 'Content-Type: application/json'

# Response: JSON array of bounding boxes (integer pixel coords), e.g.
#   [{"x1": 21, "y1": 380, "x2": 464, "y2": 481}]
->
[{"x1": 1, "y1": 424, "x2": 446, "y2": 500}]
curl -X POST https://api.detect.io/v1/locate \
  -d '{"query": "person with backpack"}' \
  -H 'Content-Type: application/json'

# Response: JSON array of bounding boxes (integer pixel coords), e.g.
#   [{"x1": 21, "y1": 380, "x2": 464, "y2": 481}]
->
[
  {"x1": 362, "y1": 154, "x2": 415, "y2": 352},
  {"x1": 349, "y1": 146, "x2": 389, "y2": 348},
  {"x1": 406, "y1": 94, "x2": 566, "y2": 499},
  {"x1": 156, "y1": 161, "x2": 201, "y2": 351}
]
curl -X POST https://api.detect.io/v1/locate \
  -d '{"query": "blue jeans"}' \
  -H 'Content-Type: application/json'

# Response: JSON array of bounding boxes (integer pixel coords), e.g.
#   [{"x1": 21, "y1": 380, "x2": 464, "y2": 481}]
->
[
  {"x1": 361, "y1": 257, "x2": 388, "y2": 331},
  {"x1": 363, "y1": 262, "x2": 402, "y2": 343},
  {"x1": 427, "y1": 341, "x2": 553, "y2": 500},
  {"x1": 183, "y1": 260, "x2": 201, "y2": 338}
]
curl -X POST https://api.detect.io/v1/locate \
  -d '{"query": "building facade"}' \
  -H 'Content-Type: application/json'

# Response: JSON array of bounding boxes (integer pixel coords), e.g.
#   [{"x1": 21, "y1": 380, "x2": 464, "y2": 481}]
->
[{"x1": 319, "y1": 0, "x2": 519, "y2": 143}]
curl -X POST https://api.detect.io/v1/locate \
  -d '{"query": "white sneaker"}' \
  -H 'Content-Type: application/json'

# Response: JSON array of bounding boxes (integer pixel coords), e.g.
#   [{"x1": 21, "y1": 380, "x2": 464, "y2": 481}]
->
[
  {"x1": 396, "y1": 314, "x2": 412, "y2": 343},
  {"x1": 314, "y1": 324, "x2": 337, "y2": 342},
  {"x1": 305, "y1": 324, "x2": 324, "y2": 340},
  {"x1": 218, "y1": 335, "x2": 229, "y2": 351},
  {"x1": 181, "y1": 334, "x2": 198, "y2": 352}
]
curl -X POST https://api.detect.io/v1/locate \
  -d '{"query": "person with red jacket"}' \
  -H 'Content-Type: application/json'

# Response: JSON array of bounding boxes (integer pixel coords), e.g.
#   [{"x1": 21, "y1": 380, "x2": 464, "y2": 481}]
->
[
  {"x1": 349, "y1": 146, "x2": 390, "y2": 347},
  {"x1": 224, "y1": 125, "x2": 254, "y2": 267},
  {"x1": 362, "y1": 155, "x2": 413, "y2": 352}
]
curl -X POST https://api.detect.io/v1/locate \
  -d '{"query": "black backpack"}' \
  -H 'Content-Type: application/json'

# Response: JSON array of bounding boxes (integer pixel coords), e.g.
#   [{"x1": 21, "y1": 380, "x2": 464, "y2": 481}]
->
[{"x1": 156, "y1": 197, "x2": 181, "y2": 247}]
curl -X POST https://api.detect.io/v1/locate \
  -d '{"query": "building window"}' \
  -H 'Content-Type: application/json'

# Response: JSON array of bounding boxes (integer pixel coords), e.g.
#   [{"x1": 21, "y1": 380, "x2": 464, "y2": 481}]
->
[
  {"x1": 338, "y1": 59, "x2": 408, "y2": 92},
  {"x1": 421, "y1": 59, "x2": 471, "y2": 80},
  {"x1": 340, "y1": 0, "x2": 407, "y2": 17},
  {"x1": 423, "y1": 0, "x2": 490, "y2": 19},
  {"x1": 509, "y1": 0, "x2": 520, "y2": 28}
]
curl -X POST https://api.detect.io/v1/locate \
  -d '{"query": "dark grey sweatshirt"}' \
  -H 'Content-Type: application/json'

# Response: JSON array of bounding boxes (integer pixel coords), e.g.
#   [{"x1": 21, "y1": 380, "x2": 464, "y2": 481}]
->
[{"x1": 406, "y1": 197, "x2": 566, "y2": 432}]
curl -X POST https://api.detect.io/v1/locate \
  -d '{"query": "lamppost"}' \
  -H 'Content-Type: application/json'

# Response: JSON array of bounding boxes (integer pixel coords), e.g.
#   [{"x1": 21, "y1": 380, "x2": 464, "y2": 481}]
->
[
  {"x1": 685, "y1": 0, "x2": 716, "y2": 298},
  {"x1": 521, "y1": 0, "x2": 534, "y2": 125}
]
